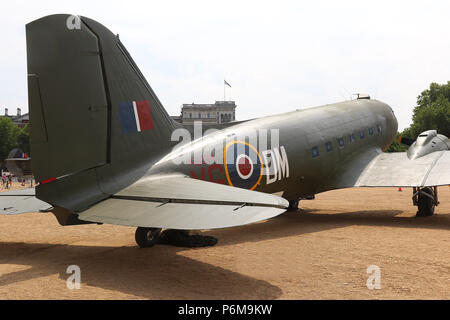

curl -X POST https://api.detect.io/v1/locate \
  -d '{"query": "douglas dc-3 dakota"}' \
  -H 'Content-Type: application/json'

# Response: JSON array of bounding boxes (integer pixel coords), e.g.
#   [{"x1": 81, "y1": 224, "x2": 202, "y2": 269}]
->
[{"x1": 1, "y1": 14, "x2": 449, "y2": 247}]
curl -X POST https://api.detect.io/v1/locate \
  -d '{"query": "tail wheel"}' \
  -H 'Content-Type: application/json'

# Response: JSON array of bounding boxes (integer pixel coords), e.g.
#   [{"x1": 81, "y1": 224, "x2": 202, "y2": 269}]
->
[
  {"x1": 135, "y1": 227, "x2": 162, "y2": 248},
  {"x1": 416, "y1": 187, "x2": 435, "y2": 217}
]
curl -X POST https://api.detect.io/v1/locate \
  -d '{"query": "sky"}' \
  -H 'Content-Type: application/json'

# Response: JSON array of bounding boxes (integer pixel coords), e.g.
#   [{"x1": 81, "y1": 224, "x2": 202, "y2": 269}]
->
[{"x1": 0, "y1": 0, "x2": 449, "y2": 130}]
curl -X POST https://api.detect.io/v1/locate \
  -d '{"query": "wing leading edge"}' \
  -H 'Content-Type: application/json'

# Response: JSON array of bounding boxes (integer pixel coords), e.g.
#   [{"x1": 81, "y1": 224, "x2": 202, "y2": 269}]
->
[{"x1": 79, "y1": 175, "x2": 289, "y2": 229}]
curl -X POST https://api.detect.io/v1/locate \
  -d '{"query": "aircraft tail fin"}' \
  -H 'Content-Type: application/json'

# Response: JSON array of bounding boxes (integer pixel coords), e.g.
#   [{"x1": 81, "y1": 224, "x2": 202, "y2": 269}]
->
[{"x1": 26, "y1": 14, "x2": 177, "y2": 212}]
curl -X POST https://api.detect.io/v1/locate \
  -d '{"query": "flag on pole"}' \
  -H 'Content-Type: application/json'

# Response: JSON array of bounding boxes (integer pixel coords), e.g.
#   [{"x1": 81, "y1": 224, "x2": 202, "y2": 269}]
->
[{"x1": 224, "y1": 80, "x2": 231, "y2": 88}]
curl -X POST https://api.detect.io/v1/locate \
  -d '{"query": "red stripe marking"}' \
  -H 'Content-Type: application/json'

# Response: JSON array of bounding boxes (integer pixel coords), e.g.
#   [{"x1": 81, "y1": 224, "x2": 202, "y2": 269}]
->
[
  {"x1": 136, "y1": 100, "x2": 154, "y2": 131},
  {"x1": 40, "y1": 177, "x2": 56, "y2": 185}
]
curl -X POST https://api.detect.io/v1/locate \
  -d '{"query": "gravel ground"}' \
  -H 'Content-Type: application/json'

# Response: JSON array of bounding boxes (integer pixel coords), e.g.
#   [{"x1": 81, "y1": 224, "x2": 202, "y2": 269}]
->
[{"x1": 0, "y1": 186, "x2": 449, "y2": 299}]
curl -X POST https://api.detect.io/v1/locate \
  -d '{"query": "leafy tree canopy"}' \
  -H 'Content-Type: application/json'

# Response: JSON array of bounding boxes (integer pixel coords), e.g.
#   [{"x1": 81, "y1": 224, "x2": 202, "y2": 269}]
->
[
  {"x1": 404, "y1": 81, "x2": 450, "y2": 138},
  {"x1": 388, "y1": 81, "x2": 450, "y2": 152},
  {"x1": 0, "y1": 118, "x2": 29, "y2": 161}
]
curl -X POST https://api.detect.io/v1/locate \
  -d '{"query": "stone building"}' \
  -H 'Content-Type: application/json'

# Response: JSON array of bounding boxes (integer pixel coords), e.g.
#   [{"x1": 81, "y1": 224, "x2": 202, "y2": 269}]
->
[
  {"x1": 172, "y1": 101, "x2": 236, "y2": 124},
  {"x1": 1, "y1": 108, "x2": 29, "y2": 128}
]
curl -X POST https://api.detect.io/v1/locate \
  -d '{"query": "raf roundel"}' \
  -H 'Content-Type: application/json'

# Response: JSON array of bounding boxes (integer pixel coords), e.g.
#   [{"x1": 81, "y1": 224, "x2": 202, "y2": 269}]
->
[{"x1": 224, "y1": 141, "x2": 263, "y2": 190}]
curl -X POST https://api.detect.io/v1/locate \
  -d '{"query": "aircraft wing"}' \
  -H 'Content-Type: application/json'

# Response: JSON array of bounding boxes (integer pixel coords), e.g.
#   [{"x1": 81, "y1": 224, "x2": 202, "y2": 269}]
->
[
  {"x1": 0, "y1": 188, "x2": 52, "y2": 215},
  {"x1": 354, "y1": 150, "x2": 450, "y2": 187},
  {"x1": 79, "y1": 175, "x2": 289, "y2": 230}
]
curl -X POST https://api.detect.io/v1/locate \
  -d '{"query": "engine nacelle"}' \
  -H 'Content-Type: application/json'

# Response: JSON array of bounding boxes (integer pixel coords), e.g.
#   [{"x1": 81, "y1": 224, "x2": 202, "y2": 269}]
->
[{"x1": 407, "y1": 130, "x2": 450, "y2": 159}]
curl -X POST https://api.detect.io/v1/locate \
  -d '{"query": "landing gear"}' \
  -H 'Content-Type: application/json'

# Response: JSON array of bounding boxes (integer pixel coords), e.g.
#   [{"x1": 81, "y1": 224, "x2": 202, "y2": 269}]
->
[
  {"x1": 287, "y1": 200, "x2": 299, "y2": 211},
  {"x1": 413, "y1": 186, "x2": 439, "y2": 217},
  {"x1": 287, "y1": 195, "x2": 315, "y2": 211},
  {"x1": 134, "y1": 228, "x2": 218, "y2": 248},
  {"x1": 135, "y1": 227, "x2": 162, "y2": 248},
  {"x1": 159, "y1": 230, "x2": 218, "y2": 247}
]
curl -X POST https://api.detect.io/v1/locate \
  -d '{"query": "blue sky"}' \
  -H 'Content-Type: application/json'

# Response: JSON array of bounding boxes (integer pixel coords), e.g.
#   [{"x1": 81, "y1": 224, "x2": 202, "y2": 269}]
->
[{"x1": 0, "y1": 0, "x2": 449, "y2": 130}]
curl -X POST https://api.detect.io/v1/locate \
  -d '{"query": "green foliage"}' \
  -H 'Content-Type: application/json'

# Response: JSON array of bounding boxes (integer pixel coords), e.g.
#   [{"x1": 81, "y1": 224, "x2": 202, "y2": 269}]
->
[
  {"x1": 405, "y1": 81, "x2": 450, "y2": 138},
  {"x1": 387, "y1": 81, "x2": 450, "y2": 152},
  {"x1": 0, "y1": 118, "x2": 29, "y2": 160},
  {"x1": 386, "y1": 133, "x2": 408, "y2": 152},
  {"x1": 17, "y1": 124, "x2": 30, "y2": 154}
]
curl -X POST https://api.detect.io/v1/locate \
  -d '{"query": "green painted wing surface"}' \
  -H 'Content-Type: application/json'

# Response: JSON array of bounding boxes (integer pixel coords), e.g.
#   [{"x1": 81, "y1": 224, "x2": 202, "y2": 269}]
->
[{"x1": 79, "y1": 176, "x2": 288, "y2": 229}]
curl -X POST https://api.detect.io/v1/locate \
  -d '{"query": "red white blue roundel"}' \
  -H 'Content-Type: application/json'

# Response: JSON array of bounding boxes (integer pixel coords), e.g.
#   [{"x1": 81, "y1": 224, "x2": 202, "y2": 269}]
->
[{"x1": 224, "y1": 141, "x2": 263, "y2": 190}]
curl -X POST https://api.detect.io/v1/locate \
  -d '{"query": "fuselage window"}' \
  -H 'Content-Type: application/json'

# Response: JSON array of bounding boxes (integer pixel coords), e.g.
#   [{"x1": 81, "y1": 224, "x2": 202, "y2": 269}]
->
[
  {"x1": 360, "y1": 131, "x2": 365, "y2": 139},
  {"x1": 338, "y1": 138, "x2": 344, "y2": 148},
  {"x1": 326, "y1": 141, "x2": 333, "y2": 152},
  {"x1": 312, "y1": 146, "x2": 319, "y2": 158},
  {"x1": 369, "y1": 127, "x2": 374, "y2": 135},
  {"x1": 350, "y1": 134, "x2": 355, "y2": 143}
]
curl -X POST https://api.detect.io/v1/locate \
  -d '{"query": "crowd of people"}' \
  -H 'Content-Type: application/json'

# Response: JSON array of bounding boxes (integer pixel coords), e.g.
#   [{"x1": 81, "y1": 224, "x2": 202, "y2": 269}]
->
[
  {"x1": 1, "y1": 172, "x2": 13, "y2": 189},
  {"x1": 1, "y1": 172, "x2": 31, "y2": 189}
]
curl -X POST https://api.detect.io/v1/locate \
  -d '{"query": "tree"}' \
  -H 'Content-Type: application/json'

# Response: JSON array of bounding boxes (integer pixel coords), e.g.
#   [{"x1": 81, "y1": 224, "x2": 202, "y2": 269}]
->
[
  {"x1": 404, "y1": 81, "x2": 450, "y2": 138},
  {"x1": 386, "y1": 132, "x2": 408, "y2": 152},
  {"x1": 0, "y1": 117, "x2": 20, "y2": 160},
  {"x1": 387, "y1": 81, "x2": 450, "y2": 152},
  {"x1": 17, "y1": 124, "x2": 30, "y2": 155}
]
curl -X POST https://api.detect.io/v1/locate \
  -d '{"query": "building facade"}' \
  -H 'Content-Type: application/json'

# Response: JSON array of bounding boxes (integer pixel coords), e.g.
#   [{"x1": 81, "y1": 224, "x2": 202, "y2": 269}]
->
[
  {"x1": 172, "y1": 101, "x2": 236, "y2": 124},
  {"x1": 1, "y1": 108, "x2": 29, "y2": 128}
]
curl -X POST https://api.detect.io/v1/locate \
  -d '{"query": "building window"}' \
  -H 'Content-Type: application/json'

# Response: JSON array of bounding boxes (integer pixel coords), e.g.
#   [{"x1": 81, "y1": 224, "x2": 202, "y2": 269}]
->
[
  {"x1": 189, "y1": 113, "x2": 192, "y2": 118},
  {"x1": 312, "y1": 146, "x2": 319, "y2": 158},
  {"x1": 377, "y1": 124, "x2": 382, "y2": 133},
  {"x1": 369, "y1": 127, "x2": 374, "y2": 135},
  {"x1": 338, "y1": 138, "x2": 344, "y2": 148},
  {"x1": 208, "y1": 113, "x2": 210, "y2": 118},
  {"x1": 198, "y1": 113, "x2": 201, "y2": 119},
  {"x1": 350, "y1": 134, "x2": 355, "y2": 143},
  {"x1": 360, "y1": 131, "x2": 365, "y2": 139},
  {"x1": 326, "y1": 141, "x2": 333, "y2": 152}
]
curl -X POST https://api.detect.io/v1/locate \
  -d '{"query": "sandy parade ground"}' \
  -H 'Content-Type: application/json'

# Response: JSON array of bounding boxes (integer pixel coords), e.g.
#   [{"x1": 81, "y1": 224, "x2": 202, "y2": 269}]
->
[{"x1": 0, "y1": 183, "x2": 449, "y2": 300}]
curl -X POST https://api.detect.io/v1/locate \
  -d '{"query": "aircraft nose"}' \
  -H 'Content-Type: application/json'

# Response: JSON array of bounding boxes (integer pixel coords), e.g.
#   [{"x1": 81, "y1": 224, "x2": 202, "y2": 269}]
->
[
  {"x1": 387, "y1": 103, "x2": 398, "y2": 131},
  {"x1": 382, "y1": 101, "x2": 398, "y2": 142}
]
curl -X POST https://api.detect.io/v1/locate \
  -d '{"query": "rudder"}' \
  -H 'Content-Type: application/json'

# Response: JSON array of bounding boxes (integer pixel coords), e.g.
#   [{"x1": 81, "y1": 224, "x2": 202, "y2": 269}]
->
[{"x1": 27, "y1": 14, "x2": 177, "y2": 212}]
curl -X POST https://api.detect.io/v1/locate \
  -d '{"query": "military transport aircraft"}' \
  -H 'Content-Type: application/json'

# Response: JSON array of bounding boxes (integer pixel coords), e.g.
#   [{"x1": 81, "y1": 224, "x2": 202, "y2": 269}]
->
[{"x1": 1, "y1": 14, "x2": 449, "y2": 248}]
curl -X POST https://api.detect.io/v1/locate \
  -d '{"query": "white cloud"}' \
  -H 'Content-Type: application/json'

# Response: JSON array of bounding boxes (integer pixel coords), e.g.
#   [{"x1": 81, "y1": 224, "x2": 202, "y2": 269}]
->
[{"x1": 0, "y1": 0, "x2": 449, "y2": 130}]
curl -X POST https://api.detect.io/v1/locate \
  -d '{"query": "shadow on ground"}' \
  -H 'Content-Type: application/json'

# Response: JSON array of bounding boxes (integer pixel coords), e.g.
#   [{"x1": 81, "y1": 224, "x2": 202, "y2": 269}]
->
[
  {"x1": 208, "y1": 208, "x2": 450, "y2": 247},
  {"x1": 0, "y1": 208, "x2": 448, "y2": 299}
]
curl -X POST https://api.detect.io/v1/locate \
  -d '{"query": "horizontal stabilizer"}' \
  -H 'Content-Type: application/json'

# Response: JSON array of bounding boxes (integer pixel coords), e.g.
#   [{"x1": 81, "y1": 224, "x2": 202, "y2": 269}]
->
[
  {"x1": 0, "y1": 188, "x2": 52, "y2": 215},
  {"x1": 79, "y1": 176, "x2": 289, "y2": 229}
]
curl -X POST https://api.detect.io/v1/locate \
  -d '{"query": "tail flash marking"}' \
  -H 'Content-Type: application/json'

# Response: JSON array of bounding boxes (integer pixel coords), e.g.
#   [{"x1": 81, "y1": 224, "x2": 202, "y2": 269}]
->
[
  {"x1": 132, "y1": 101, "x2": 141, "y2": 132},
  {"x1": 136, "y1": 100, "x2": 154, "y2": 131},
  {"x1": 118, "y1": 100, "x2": 154, "y2": 133}
]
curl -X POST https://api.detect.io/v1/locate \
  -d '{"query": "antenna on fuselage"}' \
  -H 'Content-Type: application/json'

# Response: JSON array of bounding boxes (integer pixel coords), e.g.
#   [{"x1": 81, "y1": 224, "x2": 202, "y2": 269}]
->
[{"x1": 352, "y1": 93, "x2": 371, "y2": 100}]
